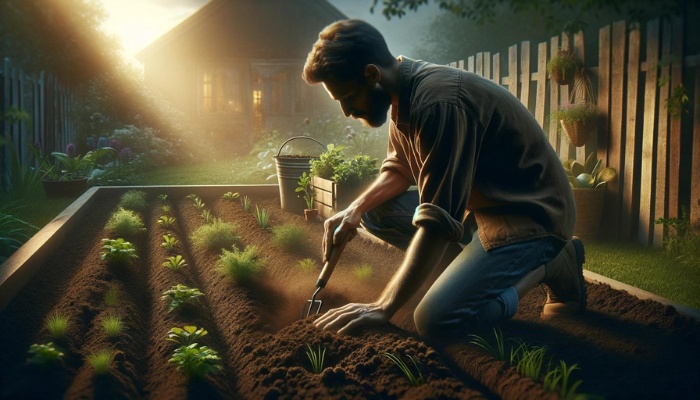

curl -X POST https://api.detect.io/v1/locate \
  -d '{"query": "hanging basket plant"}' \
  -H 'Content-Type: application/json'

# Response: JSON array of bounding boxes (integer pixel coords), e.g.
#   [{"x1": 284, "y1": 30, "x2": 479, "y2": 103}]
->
[
  {"x1": 547, "y1": 49, "x2": 580, "y2": 86},
  {"x1": 551, "y1": 102, "x2": 599, "y2": 146}
]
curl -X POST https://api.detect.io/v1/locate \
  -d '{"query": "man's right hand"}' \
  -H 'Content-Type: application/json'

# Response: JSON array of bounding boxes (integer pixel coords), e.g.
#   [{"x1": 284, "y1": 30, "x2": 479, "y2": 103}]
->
[{"x1": 322, "y1": 208, "x2": 360, "y2": 262}]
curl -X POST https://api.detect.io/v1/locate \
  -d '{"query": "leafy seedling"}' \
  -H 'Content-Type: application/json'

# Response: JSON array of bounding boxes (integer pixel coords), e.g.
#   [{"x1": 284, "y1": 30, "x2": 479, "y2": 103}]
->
[
  {"x1": 163, "y1": 255, "x2": 188, "y2": 271},
  {"x1": 27, "y1": 342, "x2": 64, "y2": 367},
  {"x1": 161, "y1": 284, "x2": 205, "y2": 312},
  {"x1": 169, "y1": 344, "x2": 222, "y2": 380},
  {"x1": 166, "y1": 326, "x2": 209, "y2": 346},
  {"x1": 385, "y1": 352, "x2": 424, "y2": 386}
]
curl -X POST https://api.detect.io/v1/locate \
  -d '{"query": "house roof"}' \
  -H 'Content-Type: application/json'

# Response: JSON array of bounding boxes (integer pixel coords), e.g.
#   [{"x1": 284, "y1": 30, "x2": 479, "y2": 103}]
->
[{"x1": 136, "y1": 0, "x2": 347, "y2": 62}]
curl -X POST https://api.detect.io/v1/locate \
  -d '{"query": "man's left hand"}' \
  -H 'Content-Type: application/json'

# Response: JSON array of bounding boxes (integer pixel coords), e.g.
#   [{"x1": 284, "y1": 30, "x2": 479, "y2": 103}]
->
[{"x1": 314, "y1": 302, "x2": 388, "y2": 335}]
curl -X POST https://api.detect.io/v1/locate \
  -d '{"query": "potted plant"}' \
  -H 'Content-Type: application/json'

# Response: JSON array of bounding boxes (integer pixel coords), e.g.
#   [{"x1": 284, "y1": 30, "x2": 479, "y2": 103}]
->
[
  {"x1": 37, "y1": 144, "x2": 115, "y2": 197},
  {"x1": 546, "y1": 49, "x2": 579, "y2": 86},
  {"x1": 551, "y1": 101, "x2": 599, "y2": 147},
  {"x1": 562, "y1": 154, "x2": 618, "y2": 241},
  {"x1": 296, "y1": 172, "x2": 318, "y2": 222}
]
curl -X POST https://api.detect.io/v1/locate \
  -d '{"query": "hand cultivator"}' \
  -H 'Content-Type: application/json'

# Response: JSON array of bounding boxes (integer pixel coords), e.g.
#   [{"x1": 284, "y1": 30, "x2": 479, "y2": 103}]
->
[{"x1": 300, "y1": 234, "x2": 349, "y2": 318}]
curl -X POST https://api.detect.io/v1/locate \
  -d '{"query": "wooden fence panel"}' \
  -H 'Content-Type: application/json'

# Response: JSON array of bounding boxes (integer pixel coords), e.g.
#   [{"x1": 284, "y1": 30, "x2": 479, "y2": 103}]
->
[
  {"x1": 484, "y1": 52, "x2": 491, "y2": 80},
  {"x1": 692, "y1": 67, "x2": 700, "y2": 231},
  {"x1": 520, "y1": 41, "x2": 531, "y2": 109},
  {"x1": 492, "y1": 53, "x2": 500, "y2": 87},
  {"x1": 668, "y1": 16, "x2": 684, "y2": 221},
  {"x1": 622, "y1": 25, "x2": 641, "y2": 239},
  {"x1": 535, "y1": 42, "x2": 547, "y2": 129},
  {"x1": 559, "y1": 33, "x2": 573, "y2": 161},
  {"x1": 548, "y1": 36, "x2": 561, "y2": 152},
  {"x1": 507, "y1": 45, "x2": 518, "y2": 98}
]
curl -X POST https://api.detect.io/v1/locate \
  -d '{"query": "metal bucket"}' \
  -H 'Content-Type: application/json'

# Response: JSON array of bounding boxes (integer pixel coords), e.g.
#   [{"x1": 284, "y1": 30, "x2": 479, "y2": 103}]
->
[{"x1": 274, "y1": 136, "x2": 325, "y2": 214}]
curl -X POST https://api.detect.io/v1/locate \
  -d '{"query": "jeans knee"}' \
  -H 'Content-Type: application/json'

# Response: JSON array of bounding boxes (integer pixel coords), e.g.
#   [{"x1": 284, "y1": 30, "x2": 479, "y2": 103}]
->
[{"x1": 413, "y1": 300, "x2": 444, "y2": 337}]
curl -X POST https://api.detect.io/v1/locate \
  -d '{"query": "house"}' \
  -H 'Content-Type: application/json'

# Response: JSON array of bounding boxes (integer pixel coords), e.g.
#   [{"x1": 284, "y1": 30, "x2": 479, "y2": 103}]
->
[{"x1": 136, "y1": 0, "x2": 346, "y2": 152}]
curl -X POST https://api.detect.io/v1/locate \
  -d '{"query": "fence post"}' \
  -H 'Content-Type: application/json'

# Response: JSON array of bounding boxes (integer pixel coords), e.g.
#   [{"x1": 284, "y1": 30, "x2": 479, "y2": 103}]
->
[{"x1": 667, "y1": 16, "x2": 684, "y2": 222}]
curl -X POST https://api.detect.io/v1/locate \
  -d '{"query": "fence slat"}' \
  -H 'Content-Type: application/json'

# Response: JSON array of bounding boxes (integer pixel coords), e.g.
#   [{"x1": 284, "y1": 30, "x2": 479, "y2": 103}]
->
[
  {"x1": 535, "y1": 42, "x2": 547, "y2": 129},
  {"x1": 492, "y1": 53, "x2": 500, "y2": 86},
  {"x1": 520, "y1": 41, "x2": 531, "y2": 109},
  {"x1": 638, "y1": 19, "x2": 660, "y2": 245},
  {"x1": 692, "y1": 67, "x2": 700, "y2": 231},
  {"x1": 484, "y1": 52, "x2": 491, "y2": 80},
  {"x1": 548, "y1": 36, "x2": 560, "y2": 152},
  {"x1": 573, "y1": 32, "x2": 589, "y2": 162},
  {"x1": 559, "y1": 33, "x2": 573, "y2": 160},
  {"x1": 467, "y1": 56, "x2": 475, "y2": 73},
  {"x1": 667, "y1": 16, "x2": 684, "y2": 221},
  {"x1": 476, "y1": 52, "x2": 484, "y2": 77},
  {"x1": 621, "y1": 25, "x2": 641, "y2": 239},
  {"x1": 608, "y1": 21, "x2": 626, "y2": 238},
  {"x1": 507, "y1": 45, "x2": 518, "y2": 98}
]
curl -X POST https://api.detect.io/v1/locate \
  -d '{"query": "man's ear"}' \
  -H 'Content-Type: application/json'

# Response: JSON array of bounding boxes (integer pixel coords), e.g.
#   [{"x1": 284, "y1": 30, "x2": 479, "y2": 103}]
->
[{"x1": 364, "y1": 64, "x2": 381, "y2": 84}]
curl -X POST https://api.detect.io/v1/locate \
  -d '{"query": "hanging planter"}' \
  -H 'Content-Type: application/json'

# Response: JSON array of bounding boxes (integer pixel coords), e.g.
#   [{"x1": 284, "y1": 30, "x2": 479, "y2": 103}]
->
[{"x1": 547, "y1": 49, "x2": 579, "y2": 86}]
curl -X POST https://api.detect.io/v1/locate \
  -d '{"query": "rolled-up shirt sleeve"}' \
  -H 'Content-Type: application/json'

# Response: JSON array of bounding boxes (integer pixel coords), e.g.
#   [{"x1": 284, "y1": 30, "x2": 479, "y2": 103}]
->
[
  {"x1": 380, "y1": 122, "x2": 415, "y2": 184},
  {"x1": 411, "y1": 102, "x2": 482, "y2": 241}
]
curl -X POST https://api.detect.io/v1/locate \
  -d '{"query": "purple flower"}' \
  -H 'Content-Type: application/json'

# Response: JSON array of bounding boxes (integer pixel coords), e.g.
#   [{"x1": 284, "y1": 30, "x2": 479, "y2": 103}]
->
[
  {"x1": 118, "y1": 147, "x2": 133, "y2": 161},
  {"x1": 66, "y1": 143, "x2": 76, "y2": 158},
  {"x1": 108, "y1": 139, "x2": 121, "y2": 150}
]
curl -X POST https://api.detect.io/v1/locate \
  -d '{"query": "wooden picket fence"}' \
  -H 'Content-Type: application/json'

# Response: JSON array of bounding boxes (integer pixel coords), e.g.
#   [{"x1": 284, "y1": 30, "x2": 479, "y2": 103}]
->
[
  {"x1": 450, "y1": 17, "x2": 700, "y2": 247},
  {"x1": 0, "y1": 57, "x2": 79, "y2": 191}
]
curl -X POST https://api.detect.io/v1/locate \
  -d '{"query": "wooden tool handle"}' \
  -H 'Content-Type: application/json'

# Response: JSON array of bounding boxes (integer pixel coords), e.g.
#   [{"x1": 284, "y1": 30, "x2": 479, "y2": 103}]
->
[{"x1": 315, "y1": 235, "x2": 349, "y2": 289}]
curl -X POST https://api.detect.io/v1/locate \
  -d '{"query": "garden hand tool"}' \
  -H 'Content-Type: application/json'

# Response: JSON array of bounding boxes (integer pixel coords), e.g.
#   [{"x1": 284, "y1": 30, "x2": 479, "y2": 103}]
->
[{"x1": 300, "y1": 229, "x2": 350, "y2": 318}]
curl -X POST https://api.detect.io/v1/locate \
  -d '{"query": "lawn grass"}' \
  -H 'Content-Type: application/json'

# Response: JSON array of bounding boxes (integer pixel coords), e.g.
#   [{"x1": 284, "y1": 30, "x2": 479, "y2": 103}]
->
[{"x1": 6, "y1": 156, "x2": 699, "y2": 312}]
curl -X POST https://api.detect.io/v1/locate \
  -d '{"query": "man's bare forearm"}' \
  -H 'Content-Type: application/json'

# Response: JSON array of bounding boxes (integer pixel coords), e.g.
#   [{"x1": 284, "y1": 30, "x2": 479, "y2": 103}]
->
[{"x1": 347, "y1": 170, "x2": 411, "y2": 216}]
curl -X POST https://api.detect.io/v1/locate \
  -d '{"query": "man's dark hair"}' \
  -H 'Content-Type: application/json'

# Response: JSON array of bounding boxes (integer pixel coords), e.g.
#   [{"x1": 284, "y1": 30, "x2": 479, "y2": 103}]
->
[{"x1": 303, "y1": 19, "x2": 395, "y2": 85}]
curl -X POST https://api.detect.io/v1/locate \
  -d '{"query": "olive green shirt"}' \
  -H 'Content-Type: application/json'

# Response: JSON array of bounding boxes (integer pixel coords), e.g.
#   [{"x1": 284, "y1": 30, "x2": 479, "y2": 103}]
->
[{"x1": 382, "y1": 57, "x2": 574, "y2": 250}]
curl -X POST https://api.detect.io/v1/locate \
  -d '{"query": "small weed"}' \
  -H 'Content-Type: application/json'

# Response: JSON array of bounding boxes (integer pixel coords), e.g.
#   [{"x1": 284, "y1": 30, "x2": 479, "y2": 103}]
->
[
  {"x1": 305, "y1": 343, "x2": 326, "y2": 374},
  {"x1": 169, "y1": 344, "x2": 222, "y2": 380},
  {"x1": 166, "y1": 326, "x2": 208, "y2": 346},
  {"x1": 186, "y1": 194, "x2": 198, "y2": 202},
  {"x1": 101, "y1": 238, "x2": 139, "y2": 265},
  {"x1": 512, "y1": 342, "x2": 547, "y2": 381},
  {"x1": 190, "y1": 219, "x2": 239, "y2": 251},
  {"x1": 543, "y1": 360, "x2": 584, "y2": 399},
  {"x1": 253, "y1": 205, "x2": 271, "y2": 229},
  {"x1": 161, "y1": 284, "x2": 205, "y2": 312},
  {"x1": 118, "y1": 190, "x2": 147, "y2": 211},
  {"x1": 163, "y1": 255, "x2": 188, "y2": 271},
  {"x1": 158, "y1": 194, "x2": 168, "y2": 202},
  {"x1": 104, "y1": 285, "x2": 119, "y2": 307},
  {"x1": 201, "y1": 209, "x2": 213, "y2": 224},
  {"x1": 101, "y1": 313, "x2": 123, "y2": 338},
  {"x1": 27, "y1": 342, "x2": 64, "y2": 366},
  {"x1": 297, "y1": 258, "x2": 316, "y2": 272},
  {"x1": 240, "y1": 195, "x2": 251, "y2": 212},
  {"x1": 106, "y1": 208, "x2": 146, "y2": 237},
  {"x1": 193, "y1": 197, "x2": 206, "y2": 212},
  {"x1": 468, "y1": 326, "x2": 506, "y2": 361},
  {"x1": 271, "y1": 224, "x2": 306, "y2": 251},
  {"x1": 352, "y1": 263, "x2": 374, "y2": 280},
  {"x1": 384, "y1": 352, "x2": 424, "y2": 386},
  {"x1": 44, "y1": 313, "x2": 69, "y2": 339},
  {"x1": 161, "y1": 204, "x2": 171, "y2": 214},
  {"x1": 217, "y1": 246, "x2": 264, "y2": 283},
  {"x1": 87, "y1": 349, "x2": 114, "y2": 375},
  {"x1": 158, "y1": 215, "x2": 176, "y2": 229},
  {"x1": 222, "y1": 192, "x2": 239, "y2": 201},
  {"x1": 161, "y1": 234, "x2": 179, "y2": 252}
]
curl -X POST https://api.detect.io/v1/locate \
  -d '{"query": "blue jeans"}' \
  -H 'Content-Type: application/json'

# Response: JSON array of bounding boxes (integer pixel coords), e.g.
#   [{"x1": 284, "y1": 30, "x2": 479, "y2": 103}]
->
[{"x1": 361, "y1": 190, "x2": 565, "y2": 335}]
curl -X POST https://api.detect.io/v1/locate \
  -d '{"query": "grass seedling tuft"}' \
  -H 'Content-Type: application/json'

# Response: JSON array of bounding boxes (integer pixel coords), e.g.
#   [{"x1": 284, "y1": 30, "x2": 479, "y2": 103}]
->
[
  {"x1": 87, "y1": 349, "x2": 114, "y2": 375},
  {"x1": 101, "y1": 238, "x2": 139, "y2": 265},
  {"x1": 166, "y1": 326, "x2": 209, "y2": 346},
  {"x1": 297, "y1": 258, "x2": 316, "y2": 272},
  {"x1": 543, "y1": 360, "x2": 584, "y2": 399},
  {"x1": 468, "y1": 326, "x2": 506, "y2": 361},
  {"x1": 104, "y1": 285, "x2": 119, "y2": 307},
  {"x1": 169, "y1": 343, "x2": 222, "y2": 380},
  {"x1": 106, "y1": 208, "x2": 146, "y2": 237},
  {"x1": 44, "y1": 313, "x2": 69, "y2": 339},
  {"x1": 163, "y1": 254, "x2": 188, "y2": 271},
  {"x1": 158, "y1": 194, "x2": 168, "y2": 202},
  {"x1": 201, "y1": 209, "x2": 213, "y2": 224},
  {"x1": 193, "y1": 197, "x2": 206, "y2": 212},
  {"x1": 217, "y1": 246, "x2": 264, "y2": 283},
  {"x1": 512, "y1": 342, "x2": 547, "y2": 381},
  {"x1": 352, "y1": 263, "x2": 374, "y2": 280},
  {"x1": 161, "y1": 234, "x2": 179, "y2": 252},
  {"x1": 240, "y1": 195, "x2": 251, "y2": 212},
  {"x1": 271, "y1": 224, "x2": 306, "y2": 251},
  {"x1": 253, "y1": 205, "x2": 271, "y2": 229},
  {"x1": 158, "y1": 215, "x2": 176, "y2": 229},
  {"x1": 161, "y1": 204, "x2": 171, "y2": 214},
  {"x1": 27, "y1": 342, "x2": 64, "y2": 366},
  {"x1": 117, "y1": 190, "x2": 147, "y2": 212},
  {"x1": 101, "y1": 313, "x2": 123, "y2": 338},
  {"x1": 161, "y1": 284, "x2": 205, "y2": 312},
  {"x1": 222, "y1": 191, "x2": 239, "y2": 201},
  {"x1": 305, "y1": 343, "x2": 326, "y2": 374},
  {"x1": 384, "y1": 352, "x2": 424, "y2": 386},
  {"x1": 190, "y1": 220, "x2": 239, "y2": 251}
]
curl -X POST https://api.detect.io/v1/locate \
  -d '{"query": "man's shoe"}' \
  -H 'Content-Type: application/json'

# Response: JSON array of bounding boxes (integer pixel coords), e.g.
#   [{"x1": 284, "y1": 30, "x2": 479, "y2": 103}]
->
[{"x1": 541, "y1": 237, "x2": 586, "y2": 317}]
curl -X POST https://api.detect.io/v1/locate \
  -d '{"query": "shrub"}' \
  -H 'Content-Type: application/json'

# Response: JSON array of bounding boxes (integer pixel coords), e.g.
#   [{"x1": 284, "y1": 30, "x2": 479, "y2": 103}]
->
[
  {"x1": 310, "y1": 144, "x2": 345, "y2": 179},
  {"x1": 44, "y1": 313, "x2": 69, "y2": 339},
  {"x1": 87, "y1": 349, "x2": 114, "y2": 375},
  {"x1": 271, "y1": 225, "x2": 306, "y2": 251},
  {"x1": 190, "y1": 220, "x2": 239, "y2": 251},
  {"x1": 105, "y1": 208, "x2": 146, "y2": 237},
  {"x1": 101, "y1": 238, "x2": 139, "y2": 265},
  {"x1": 161, "y1": 284, "x2": 204, "y2": 312},
  {"x1": 217, "y1": 246, "x2": 264, "y2": 283},
  {"x1": 117, "y1": 190, "x2": 147, "y2": 211}
]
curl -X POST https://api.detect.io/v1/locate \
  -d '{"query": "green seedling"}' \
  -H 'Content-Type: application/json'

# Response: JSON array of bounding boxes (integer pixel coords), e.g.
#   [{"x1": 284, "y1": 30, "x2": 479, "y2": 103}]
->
[
  {"x1": 163, "y1": 255, "x2": 188, "y2": 271},
  {"x1": 118, "y1": 190, "x2": 147, "y2": 211},
  {"x1": 186, "y1": 194, "x2": 199, "y2": 202},
  {"x1": 161, "y1": 284, "x2": 205, "y2": 312},
  {"x1": 166, "y1": 326, "x2": 208, "y2": 346},
  {"x1": 161, "y1": 234, "x2": 179, "y2": 252},
  {"x1": 158, "y1": 215, "x2": 176, "y2": 229},
  {"x1": 543, "y1": 360, "x2": 584, "y2": 399},
  {"x1": 240, "y1": 195, "x2": 251, "y2": 212},
  {"x1": 253, "y1": 205, "x2": 271, "y2": 229},
  {"x1": 87, "y1": 349, "x2": 114, "y2": 375},
  {"x1": 190, "y1": 219, "x2": 239, "y2": 251},
  {"x1": 217, "y1": 246, "x2": 264, "y2": 283},
  {"x1": 512, "y1": 342, "x2": 547, "y2": 380},
  {"x1": 104, "y1": 285, "x2": 119, "y2": 307},
  {"x1": 158, "y1": 194, "x2": 168, "y2": 202},
  {"x1": 305, "y1": 343, "x2": 326, "y2": 374},
  {"x1": 352, "y1": 263, "x2": 374, "y2": 280},
  {"x1": 106, "y1": 208, "x2": 146, "y2": 237},
  {"x1": 101, "y1": 313, "x2": 123, "y2": 338},
  {"x1": 468, "y1": 326, "x2": 506, "y2": 361},
  {"x1": 222, "y1": 191, "x2": 239, "y2": 201},
  {"x1": 193, "y1": 197, "x2": 206, "y2": 212},
  {"x1": 169, "y1": 343, "x2": 222, "y2": 380},
  {"x1": 27, "y1": 342, "x2": 64, "y2": 366},
  {"x1": 271, "y1": 224, "x2": 306, "y2": 252},
  {"x1": 161, "y1": 204, "x2": 171, "y2": 214},
  {"x1": 201, "y1": 209, "x2": 213, "y2": 224},
  {"x1": 297, "y1": 258, "x2": 316, "y2": 272},
  {"x1": 385, "y1": 352, "x2": 424, "y2": 386},
  {"x1": 101, "y1": 238, "x2": 139, "y2": 265},
  {"x1": 44, "y1": 313, "x2": 69, "y2": 339}
]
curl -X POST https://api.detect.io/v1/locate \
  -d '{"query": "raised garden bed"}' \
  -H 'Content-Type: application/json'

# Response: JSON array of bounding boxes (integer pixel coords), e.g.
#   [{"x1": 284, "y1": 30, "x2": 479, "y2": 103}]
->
[{"x1": 1, "y1": 185, "x2": 699, "y2": 399}]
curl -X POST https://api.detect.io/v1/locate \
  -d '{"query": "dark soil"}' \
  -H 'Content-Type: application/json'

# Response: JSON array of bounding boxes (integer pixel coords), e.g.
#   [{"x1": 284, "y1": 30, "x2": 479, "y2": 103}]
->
[{"x1": 0, "y1": 188, "x2": 698, "y2": 400}]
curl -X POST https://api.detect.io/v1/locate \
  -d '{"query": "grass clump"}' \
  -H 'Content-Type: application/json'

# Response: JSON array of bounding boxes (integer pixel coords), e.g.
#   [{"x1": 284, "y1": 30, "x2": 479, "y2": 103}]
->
[
  {"x1": 384, "y1": 352, "x2": 424, "y2": 386},
  {"x1": 87, "y1": 349, "x2": 114, "y2": 375},
  {"x1": 101, "y1": 314, "x2": 123, "y2": 338},
  {"x1": 297, "y1": 258, "x2": 316, "y2": 272},
  {"x1": 253, "y1": 205, "x2": 271, "y2": 229},
  {"x1": 305, "y1": 344, "x2": 326, "y2": 374},
  {"x1": 105, "y1": 208, "x2": 146, "y2": 237},
  {"x1": 352, "y1": 263, "x2": 374, "y2": 280},
  {"x1": 271, "y1": 224, "x2": 306, "y2": 252},
  {"x1": 104, "y1": 285, "x2": 119, "y2": 307},
  {"x1": 190, "y1": 220, "x2": 239, "y2": 251},
  {"x1": 468, "y1": 326, "x2": 506, "y2": 361},
  {"x1": 44, "y1": 313, "x2": 69, "y2": 339},
  {"x1": 117, "y1": 190, "x2": 147, "y2": 211},
  {"x1": 217, "y1": 246, "x2": 264, "y2": 283}
]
